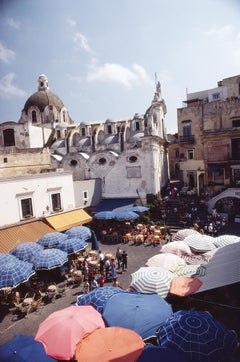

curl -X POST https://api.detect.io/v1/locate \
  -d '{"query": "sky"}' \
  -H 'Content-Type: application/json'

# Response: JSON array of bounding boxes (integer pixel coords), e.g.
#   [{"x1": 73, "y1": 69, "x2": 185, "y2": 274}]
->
[{"x1": 0, "y1": 0, "x2": 240, "y2": 133}]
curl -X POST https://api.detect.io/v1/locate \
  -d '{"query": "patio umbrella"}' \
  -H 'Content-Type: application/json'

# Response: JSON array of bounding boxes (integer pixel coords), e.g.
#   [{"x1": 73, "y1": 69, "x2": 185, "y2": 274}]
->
[
  {"x1": 0, "y1": 259, "x2": 35, "y2": 290},
  {"x1": 94, "y1": 211, "x2": 117, "y2": 219},
  {"x1": 172, "y1": 229, "x2": 199, "y2": 241},
  {"x1": 37, "y1": 232, "x2": 68, "y2": 248},
  {"x1": 31, "y1": 249, "x2": 68, "y2": 270},
  {"x1": 65, "y1": 225, "x2": 91, "y2": 240},
  {"x1": 128, "y1": 206, "x2": 149, "y2": 213},
  {"x1": 0, "y1": 334, "x2": 56, "y2": 362},
  {"x1": 0, "y1": 253, "x2": 18, "y2": 263},
  {"x1": 137, "y1": 345, "x2": 187, "y2": 362},
  {"x1": 212, "y1": 234, "x2": 240, "y2": 248},
  {"x1": 56, "y1": 237, "x2": 87, "y2": 254},
  {"x1": 169, "y1": 276, "x2": 203, "y2": 297},
  {"x1": 115, "y1": 210, "x2": 139, "y2": 221},
  {"x1": 130, "y1": 267, "x2": 173, "y2": 298},
  {"x1": 183, "y1": 234, "x2": 216, "y2": 253},
  {"x1": 173, "y1": 264, "x2": 206, "y2": 278},
  {"x1": 103, "y1": 292, "x2": 173, "y2": 340},
  {"x1": 35, "y1": 305, "x2": 105, "y2": 360},
  {"x1": 157, "y1": 310, "x2": 239, "y2": 362},
  {"x1": 75, "y1": 326, "x2": 145, "y2": 362},
  {"x1": 10, "y1": 242, "x2": 44, "y2": 262},
  {"x1": 146, "y1": 253, "x2": 186, "y2": 272},
  {"x1": 76, "y1": 286, "x2": 126, "y2": 313},
  {"x1": 160, "y1": 241, "x2": 192, "y2": 256}
]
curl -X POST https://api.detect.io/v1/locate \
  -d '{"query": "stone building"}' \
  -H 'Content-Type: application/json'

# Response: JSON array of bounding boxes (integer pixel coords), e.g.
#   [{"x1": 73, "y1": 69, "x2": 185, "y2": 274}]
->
[
  {"x1": 0, "y1": 74, "x2": 170, "y2": 209},
  {"x1": 169, "y1": 74, "x2": 240, "y2": 219}
]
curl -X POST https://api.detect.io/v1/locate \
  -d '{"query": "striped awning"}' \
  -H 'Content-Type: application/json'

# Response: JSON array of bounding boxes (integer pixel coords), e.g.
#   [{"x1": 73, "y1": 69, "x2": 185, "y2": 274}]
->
[
  {"x1": 45, "y1": 208, "x2": 92, "y2": 232},
  {"x1": 0, "y1": 221, "x2": 55, "y2": 254}
]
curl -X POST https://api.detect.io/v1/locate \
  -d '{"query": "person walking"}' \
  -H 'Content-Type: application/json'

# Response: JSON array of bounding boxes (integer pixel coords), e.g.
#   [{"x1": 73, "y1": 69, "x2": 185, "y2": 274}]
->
[
  {"x1": 115, "y1": 246, "x2": 123, "y2": 269},
  {"x1": 121, "y1": 250, "x2": 128, "y2": 272}
]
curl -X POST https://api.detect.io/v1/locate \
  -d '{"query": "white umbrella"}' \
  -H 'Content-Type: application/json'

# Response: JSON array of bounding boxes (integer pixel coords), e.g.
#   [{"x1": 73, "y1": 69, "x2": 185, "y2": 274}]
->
[
  {"x1": 146, "y1": 253, "x2": 185, "y2": 272},
  {"x1": 172, "y1": 229, "x2": 199, "y2": 241},
  {"x1": 160, "y1": 241, "x2": 192, "y2": 256},
  {"x1": 183, "y1": 234, "x2": 216, "y2": 253}
]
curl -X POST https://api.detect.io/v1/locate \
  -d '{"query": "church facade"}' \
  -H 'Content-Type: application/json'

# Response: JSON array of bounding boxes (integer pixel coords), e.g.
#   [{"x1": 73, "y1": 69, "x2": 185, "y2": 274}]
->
[{"x1": 0, "y1": 74, "x2": 170, "y2": 204}]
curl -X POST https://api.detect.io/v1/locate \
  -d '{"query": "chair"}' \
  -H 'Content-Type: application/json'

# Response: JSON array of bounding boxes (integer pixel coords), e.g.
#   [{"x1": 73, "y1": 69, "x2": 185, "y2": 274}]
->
[
  {"x1": 47, "y1": 283, "x2": 57, "y2": 303},
  {"x1": 65, "y1": 272, "x2": 75, "y2": 288},
  {"x1": 31, "y1": 296, "x2": 43, "y2": 313}
]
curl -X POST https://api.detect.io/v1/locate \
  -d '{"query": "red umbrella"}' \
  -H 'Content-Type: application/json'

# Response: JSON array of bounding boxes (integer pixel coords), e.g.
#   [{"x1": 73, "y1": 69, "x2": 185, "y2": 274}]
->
[
  {"x1": 169, "y1": 276, "x2": 202, "y2": 297},
  {"x1": 35, "y1": 305, "x2": 105, "y2": 360}
]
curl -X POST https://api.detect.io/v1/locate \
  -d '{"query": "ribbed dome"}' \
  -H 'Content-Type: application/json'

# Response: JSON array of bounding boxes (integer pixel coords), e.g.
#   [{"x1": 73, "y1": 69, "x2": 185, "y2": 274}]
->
[{"x1": 23, "y1": 89, "x2": 64, "y2": 113}]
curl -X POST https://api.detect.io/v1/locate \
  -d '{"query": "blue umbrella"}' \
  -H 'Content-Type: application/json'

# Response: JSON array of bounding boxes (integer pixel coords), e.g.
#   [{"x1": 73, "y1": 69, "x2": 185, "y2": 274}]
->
[
  {"x1": 137, "y1": 345, "x2": 187, "y2": 362},
  {"x1": 0, "y1": 259, "x2": 35, "y2": 290},
  {"x1": 0, "y1": 334, "x2": 56, "y2": 362},
  {"x1": 65, "y1": 226, "x2": 91, "y2": 240},
  {"x1": 115, "y1": 210, "x2": 139, "y2": 221},
  {"x1": 94, "y1": 211, "x2": 117, "y2": 219},
  {"x1": 37, "y1": 232, "x2": 68, "y2": 248},
  {"x1": 0, "y1": 253, "x2": 18, "y2": 263},
  {"x1": 56, "y1": 237, "x2": 87, "y2": 254},
  {"x1": 76, "y1": 286, "x2": 126, "y2": 313},
  {"x1": 158, "y1": 310, "x2": 239, "y2": 362},
  {"x1": 10, "y1": 242, "x2": 44, "y2": 262},
  {"x1": 103, "y1": 292, "x2": 173, "y2": 340},
  {"x1": 128, "y1": 206, "x2": 149, "y2": 213},
  {"x1": 31, "y1": 249, "x2": 68, "y2": 270}
]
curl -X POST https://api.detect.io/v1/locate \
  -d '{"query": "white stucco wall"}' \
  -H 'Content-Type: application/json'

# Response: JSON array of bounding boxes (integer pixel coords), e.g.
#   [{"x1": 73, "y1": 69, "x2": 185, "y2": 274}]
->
[{"x1": 0, "y1": 171, "x2": 75, "y2": 227}]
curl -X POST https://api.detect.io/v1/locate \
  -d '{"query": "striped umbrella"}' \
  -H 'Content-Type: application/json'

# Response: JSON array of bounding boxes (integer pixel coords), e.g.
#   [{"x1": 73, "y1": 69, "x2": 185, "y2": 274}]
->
[
  {"x1": 173, "y1": 264, "x2": 206, "y2": 278},
  {"x1": 172, "y1": 229, "x2": 199, "y2": 241},
  {"x1": 56, "y1": 237, "x2": 87, "y2": 255},
  {"x1": 212, "y1": 234, "x2": 240, "y2": 248},
  {"x1": 9, "y1": 242, "x2": 43, "y2": 262},
  {"x1": 183, "y1": 234, "x2": 216, "y2": 253},
  {"x1": 0, "y1": 259, "x2": 35, "y2": 290},
  {"x1": 37, "y1": 232, "x2": 68, "y2": 248},
  {"x1": 31, "y1": 248, "x2": 68, "y2": 270},
  {"x1": 130, "y1": 267, "x2": 173, "y2": 298},
  {"x1": 65, "y1": 226, "x2": 91, "y2": 240}
]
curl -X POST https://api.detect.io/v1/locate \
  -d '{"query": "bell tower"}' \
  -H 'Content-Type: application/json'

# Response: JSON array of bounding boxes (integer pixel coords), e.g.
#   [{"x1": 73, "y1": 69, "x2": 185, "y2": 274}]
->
[{"x1": 38, "y1": 74, "x2": 49, "y2": 91}]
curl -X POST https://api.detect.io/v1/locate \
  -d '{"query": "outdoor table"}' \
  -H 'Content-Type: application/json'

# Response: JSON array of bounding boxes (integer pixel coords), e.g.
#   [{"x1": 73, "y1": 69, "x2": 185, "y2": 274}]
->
[{"x1": 105, "y1": 253, "x2": 113, "y2": 259}]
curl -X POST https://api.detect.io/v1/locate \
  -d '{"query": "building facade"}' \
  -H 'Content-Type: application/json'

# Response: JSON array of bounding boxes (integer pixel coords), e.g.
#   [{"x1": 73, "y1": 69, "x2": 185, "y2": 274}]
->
[
  {"x1": 0, "y1": 75, "x2": 170, "y2": 215},
  {"x1": 169, "y1": 75, "x2": 240, "y2": 196}
]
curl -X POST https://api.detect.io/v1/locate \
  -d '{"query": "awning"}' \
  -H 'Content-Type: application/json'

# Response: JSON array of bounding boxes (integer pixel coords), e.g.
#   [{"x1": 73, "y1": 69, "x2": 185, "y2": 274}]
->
[
  {"x1": 95, "y1": 198, "x2": 136, "y2": 213},
  {"x1": 207, "y1": 164, "x2": 224, "y2": 172},
  {"x1": 45, "y1": 209, "x2": 92, "y2": 232},
  {"x1": 0, "y1": 221, "x2": 55, "y2": 254}
]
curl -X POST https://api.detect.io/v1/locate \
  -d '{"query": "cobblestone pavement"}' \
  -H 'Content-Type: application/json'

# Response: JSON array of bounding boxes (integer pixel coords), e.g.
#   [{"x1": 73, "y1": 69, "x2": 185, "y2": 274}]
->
[{"x1": 0, "y1": 240, "x2": 159, "y2": 345}]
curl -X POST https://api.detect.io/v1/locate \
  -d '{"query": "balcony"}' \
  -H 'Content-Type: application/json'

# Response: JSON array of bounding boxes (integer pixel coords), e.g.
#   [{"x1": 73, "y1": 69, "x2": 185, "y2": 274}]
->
[{"x1": 179, "y1": 135, "x2": 195, "y2": 144}]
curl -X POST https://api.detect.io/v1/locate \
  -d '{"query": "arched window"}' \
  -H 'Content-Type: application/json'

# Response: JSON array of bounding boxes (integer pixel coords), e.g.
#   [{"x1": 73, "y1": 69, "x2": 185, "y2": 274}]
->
[
  {"x1": 32, "y1": 110, "x2": 37, "y2": 123},
  {"x1": 3, "y1": 129, "x2": 15, "y2": 146}
]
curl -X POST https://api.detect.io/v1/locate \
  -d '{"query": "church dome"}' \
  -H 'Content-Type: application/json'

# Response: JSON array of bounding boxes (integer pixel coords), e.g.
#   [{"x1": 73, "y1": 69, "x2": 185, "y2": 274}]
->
[
  {"x1": 23, "y1": 75, "x2": 65, "y2": 113},
  {"x1": 23, "y1": 90, "x2": 64, "y2": 113}
]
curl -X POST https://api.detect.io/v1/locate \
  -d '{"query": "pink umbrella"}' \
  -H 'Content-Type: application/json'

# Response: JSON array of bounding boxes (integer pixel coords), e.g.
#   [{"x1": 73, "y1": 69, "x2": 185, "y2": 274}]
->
[
  {"x1": 35, "y1": 305, "x2": 105, "y2": 360},
  {"x1": 146, "y1": 253, "x2": 185, "y2": 272},
  {"x1": 161, "y1": 241, "x2": 192, "y2": 257}
]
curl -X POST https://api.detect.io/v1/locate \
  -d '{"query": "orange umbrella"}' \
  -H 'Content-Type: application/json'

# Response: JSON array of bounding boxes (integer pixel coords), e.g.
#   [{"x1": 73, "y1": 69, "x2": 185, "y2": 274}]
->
[
  {"x1": 35, "y1": 305, "x2": 105, "y2": 360},
  {"x1": 169, "y1": 276, "x2": 202, "y2": 297},
  {"x1": 75, "y1": 326, "x2": 145, "y2": 362}
]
